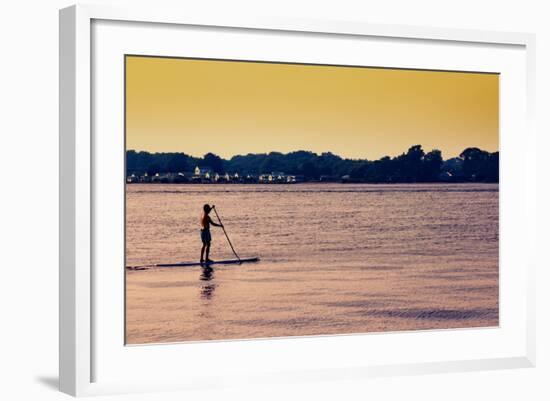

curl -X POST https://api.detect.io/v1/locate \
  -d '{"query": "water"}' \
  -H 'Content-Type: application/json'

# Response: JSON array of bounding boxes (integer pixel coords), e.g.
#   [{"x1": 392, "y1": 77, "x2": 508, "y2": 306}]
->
[{"x1": 125, "y1": 183, "x2": 499, "y2": 344}]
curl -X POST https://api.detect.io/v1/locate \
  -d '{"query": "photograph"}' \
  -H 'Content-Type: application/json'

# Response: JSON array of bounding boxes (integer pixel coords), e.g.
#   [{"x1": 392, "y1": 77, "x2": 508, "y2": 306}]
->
[{"x1": 124, "y1": 55, "x2": 499, "y2": 345}]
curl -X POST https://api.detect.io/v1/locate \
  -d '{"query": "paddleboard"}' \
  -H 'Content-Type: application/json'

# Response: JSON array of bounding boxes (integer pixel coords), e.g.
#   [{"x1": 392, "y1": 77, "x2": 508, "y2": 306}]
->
[{"x1": 127, "y1": 257, "x2": 260, "y2": 270}]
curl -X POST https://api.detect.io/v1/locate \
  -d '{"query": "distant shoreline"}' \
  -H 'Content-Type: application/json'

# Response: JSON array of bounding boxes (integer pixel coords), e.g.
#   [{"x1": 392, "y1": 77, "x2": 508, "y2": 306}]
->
[{"x1": 127, "y1": 146, "x2": 499, "y2": 185}]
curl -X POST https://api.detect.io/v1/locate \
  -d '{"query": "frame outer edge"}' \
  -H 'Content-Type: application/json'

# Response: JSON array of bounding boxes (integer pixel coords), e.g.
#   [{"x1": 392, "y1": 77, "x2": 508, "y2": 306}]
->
[
  {"x1": 60, "y1": 4, "x2": 92, "y2": 396},
  {"x1": 59, "y1": 5, "x2": 77, "y2": 396},
  {"x1": 525, "y1": 33, "x2": 536, "y2": 367},
  {"x1": 61, "y1": 4, "x2": 536, "y2": 395}
]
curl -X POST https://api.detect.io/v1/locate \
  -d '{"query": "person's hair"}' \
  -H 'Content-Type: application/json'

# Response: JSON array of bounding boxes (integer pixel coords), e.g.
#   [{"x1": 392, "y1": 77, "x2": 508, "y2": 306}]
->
[{"x1": 203, "y1": 204, "x2": 211, "y2": 213}]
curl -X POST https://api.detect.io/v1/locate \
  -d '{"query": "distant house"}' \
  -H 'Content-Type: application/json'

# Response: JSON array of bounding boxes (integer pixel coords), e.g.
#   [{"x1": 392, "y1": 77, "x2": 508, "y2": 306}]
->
[
  {"x1": 244, "y1": 174, "x2": 256, "y2": 183},
  {"x1": 286, "y1": 175, "x2": 305, "y2": 183},
  {"x1": 258, "y1": 172, "x2": 287, "y2": 183},
  {"x1": 152, "y1": 172, "x2": 181, "y2": 183},
  {"x1": 151, "y1": 173, "x2": 163, "y2": 183},
  {"x1": 139, "y1": 173, "x2": 151, "y2": 183},
  {"x1": 144, "y1": 172, "x2": 189, "y2": 184},
  {"x1": 194, "y1": 165, "x2": 213, "y2": 177},
  {"x1": 173, "y1": 172, "x2": 189, "y2": 183},
  {"x1": 263, "y1": 172, "x2": 285, "y2": 183},
  {"x1": 194, "y1": 165, "x2": 214, "y2": 182}
]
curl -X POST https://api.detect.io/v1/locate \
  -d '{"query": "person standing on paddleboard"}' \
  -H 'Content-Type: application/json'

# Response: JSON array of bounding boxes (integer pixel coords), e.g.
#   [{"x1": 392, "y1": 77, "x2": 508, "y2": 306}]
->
[{"x1": 200, "y1": 204, "x2": 223, "y2": 265}]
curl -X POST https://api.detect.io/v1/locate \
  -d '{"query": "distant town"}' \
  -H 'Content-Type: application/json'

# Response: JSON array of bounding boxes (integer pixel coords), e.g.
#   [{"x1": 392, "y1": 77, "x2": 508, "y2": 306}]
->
[
  {"x1": 126, "y1": 146, "x2": 499, "y2": 184},
  {"x1": 127, "y1": 165, "x2": 307, "y2": 184}
]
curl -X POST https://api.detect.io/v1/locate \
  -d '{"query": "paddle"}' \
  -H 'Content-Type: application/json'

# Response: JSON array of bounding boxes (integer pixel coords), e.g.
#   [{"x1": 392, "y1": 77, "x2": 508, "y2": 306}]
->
[{"x1": 211, "y1": 205, "x2": 241, "y2": 264}]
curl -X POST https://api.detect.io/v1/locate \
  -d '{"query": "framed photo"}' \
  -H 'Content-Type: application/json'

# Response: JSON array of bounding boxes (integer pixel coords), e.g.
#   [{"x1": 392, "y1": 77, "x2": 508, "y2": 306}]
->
[{"x1": 59, "y1": 4, "x2": 536, "y2": 396}]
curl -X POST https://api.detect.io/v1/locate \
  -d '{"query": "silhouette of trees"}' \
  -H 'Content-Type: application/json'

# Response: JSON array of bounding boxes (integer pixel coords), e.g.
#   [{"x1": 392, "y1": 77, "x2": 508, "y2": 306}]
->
[
  {"x1": 486, "y1": 152, "x2": 499, "y2": 182},
  {"x1": 146, "y1": 163, "x2": 161, "y2": 176},
  {"x1": 299, "y1": 160, "x2": 320, "y2": 179},
  {"x1": 397, "y1": 144, "x2": 425, "y2": 182},
  {"x1": 442, "y1": 157, "x2": 463, "y2": 178},
  {"x1": 459, "y1": 147, "x2": 499, "y2": 182},
  {"x1": 127, "y1": 150, "x2": 153, "y2": 174},
  {"x1": 421, "y1": 150, "x2": 443, "y2": 182},
  {"x1": 349, "y1": 161, "x2": 369, "y2": 181},
  {"x1": 126, "y1": 145, "x2": 499, "y2": 183},
  {"x1": 259, "y1": 152, "x2": 285, "y2": 174},
  {"x1": 166, "y1": 153, "x2": 189, "y2": 173},
  {"x1": 202, "y1": 152, "x2": 224, "y2": 173},
  {"x1": 229, "y1": 153, "x2": 267, "y2": 175},
  {"x1": 126, "y1": 150, "x2": 199, "y2": 176}
]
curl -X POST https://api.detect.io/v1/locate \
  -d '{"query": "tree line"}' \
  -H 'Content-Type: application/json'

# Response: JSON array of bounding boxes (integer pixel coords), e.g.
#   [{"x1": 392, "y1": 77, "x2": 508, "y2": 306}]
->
[{"x1": 126, "y1": 145, "x2": 498, "y2": 183}]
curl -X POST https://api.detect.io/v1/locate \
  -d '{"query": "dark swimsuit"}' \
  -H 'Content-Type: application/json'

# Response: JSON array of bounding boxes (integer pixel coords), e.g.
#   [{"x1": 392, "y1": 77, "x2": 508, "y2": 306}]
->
[
  {"x1": 201, "y1": 214, "x2": 212, "y2": 243},
  {"x1": 200, "y1": 228, "x2": 212, "y2": 243}
]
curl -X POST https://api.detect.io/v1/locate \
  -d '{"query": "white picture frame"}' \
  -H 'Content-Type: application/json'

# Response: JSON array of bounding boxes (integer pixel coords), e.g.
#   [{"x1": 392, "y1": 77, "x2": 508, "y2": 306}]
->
[{"x1": 59, "y1": 4, "x2": 536, "y2": 397}]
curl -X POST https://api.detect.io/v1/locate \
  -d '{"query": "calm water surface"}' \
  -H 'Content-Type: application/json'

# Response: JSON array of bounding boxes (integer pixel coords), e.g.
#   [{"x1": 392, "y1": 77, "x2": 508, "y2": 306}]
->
[{"x1": 125, "y1": 183, "x2": 498, "y2": 344}]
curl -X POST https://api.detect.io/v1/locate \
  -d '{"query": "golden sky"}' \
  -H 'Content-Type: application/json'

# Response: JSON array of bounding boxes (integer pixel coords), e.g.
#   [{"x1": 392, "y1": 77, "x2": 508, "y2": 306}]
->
[{"x1": 126, "y1": 56, "x2": 498, "y2": 160}]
